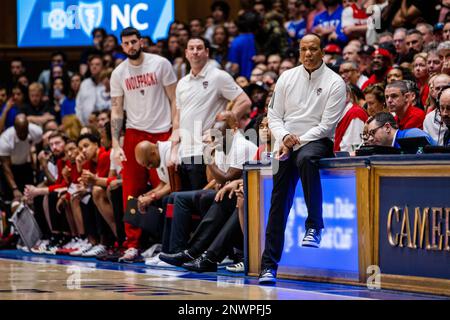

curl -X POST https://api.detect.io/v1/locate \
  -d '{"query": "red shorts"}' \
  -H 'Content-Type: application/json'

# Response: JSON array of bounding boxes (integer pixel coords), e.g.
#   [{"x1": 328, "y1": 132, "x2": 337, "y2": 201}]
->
[{"x1": 121, "y1": 128, "x2": 171, "y2": 249}]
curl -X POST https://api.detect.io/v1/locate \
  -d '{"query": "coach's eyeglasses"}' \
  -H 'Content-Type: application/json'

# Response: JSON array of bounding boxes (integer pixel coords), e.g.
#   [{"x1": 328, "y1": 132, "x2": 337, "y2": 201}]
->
[{"x1": 360, "y1": 123, "x2": 386, "y2": 141}]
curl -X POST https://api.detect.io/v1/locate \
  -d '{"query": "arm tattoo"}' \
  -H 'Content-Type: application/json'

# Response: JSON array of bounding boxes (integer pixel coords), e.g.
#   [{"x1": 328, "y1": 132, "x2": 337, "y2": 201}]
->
[
  {"x1": 111, "y1": 118, "x2": 123, "y2": 142},
  {"x1": 111, "y1": 96, "x2": 124, "y2": 142},
  {"x1": 111, "y1": 97, "x2": 120, "y2": 109}
]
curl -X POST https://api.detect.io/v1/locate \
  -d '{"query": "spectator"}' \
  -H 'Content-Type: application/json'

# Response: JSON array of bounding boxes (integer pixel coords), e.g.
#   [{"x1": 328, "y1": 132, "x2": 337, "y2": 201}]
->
[
  {"x1": 437, "y1": 86, "x2": 450, "y2": 145},
  {"x1": 341, "y1": 0, "x2": 368, "y2": 40},
  {"x1": 204, "y1": 1, "x2": 231, "y2": 43},
  {"x1": 385, "y1": 80, "x2": 426, "y2": 129},
  {"x1": 279, "y1": 59, "x2": 295, "y2": 75},
  {"x1": 23, "y1": 82, "x2": 56, "y2": 126},
  {"x1": 0, "y1": 84, "x2": 27, "y2": 133},
  {"x1": 312, "y1": 0, "x2": 347, "y2": 46},
  {"x1": 267, "y1": 54, "x2": 282, "y2": 74},
  {"x1": 427, "y1": 49, "x2": 444, "y2": 76},
  {"x1": 228, "y1": 12, "x2": 258, "y2": 79},
  {"x1": 362, "y1": 48, "x2": 393, "y2": 90},
  {"x1": 438, "y1": 41, "x2": 450, "y2": 75},
  {"x1": 190, "y1": 19, "x2": 206, "y2": 37},
  {"x1": 8, "y1": 58, "x2": 26, "y2": 89},
  {"x1": 38, "y1": 51, "x2": 72, "y2": 96},
  {"x1": 342, "y1": 44, "x2": 360, "y2": 63},
  {"x1": 285, "y1": 0, "x2": 309, "y2": 43},
  {"x1": 211, "y1": 25, "x2": 230, "y2": 70},
  {"x1": 363, "y1": 84, "x2": 388, "y2": 117},
  {"x1": 412, "y1": 53, "x2": 430, "y2": 107},
  {"x1": 339, "y1": 61, "x2": 369, "y2": 89},
  {"x1": 417, "y1": 23, "x2": 435, "y2": 46},
  {"x1": 334, "y1": 84, "x2": 368, "y2": 152},
  {"x1": 79, "y1": 27, "x2": 106, "y2": 76},
  {"x1": 424, "y1": 73, "x2": 450, "y2": 144},
  {"x1": 405, "y1": 29, "x2": 424, "y2": 57},
  {"x1": 76, "y1": 55, "x2": 105, "y2": 125},
  {"x1": 393, "y1": 28, "x2": 408, "y2": 62},
  {"x1": 443, "y1": 21, "x2": 450, "y2": 41}
]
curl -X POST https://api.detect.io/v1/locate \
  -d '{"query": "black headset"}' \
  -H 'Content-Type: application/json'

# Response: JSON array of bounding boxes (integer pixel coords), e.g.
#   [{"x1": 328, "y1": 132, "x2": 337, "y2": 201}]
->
[{"x1": 435, "y1": 83, "x2": 450, "y2": 144}]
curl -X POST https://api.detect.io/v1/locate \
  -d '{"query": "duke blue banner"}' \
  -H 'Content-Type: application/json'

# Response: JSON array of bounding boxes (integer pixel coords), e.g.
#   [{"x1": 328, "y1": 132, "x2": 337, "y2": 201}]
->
[
  {"x1": 17, "y1": 0, "x2": 174, "y2": 47},
  {"x1": 263, "y1": 170, "x2": 359, "y2": 277}
]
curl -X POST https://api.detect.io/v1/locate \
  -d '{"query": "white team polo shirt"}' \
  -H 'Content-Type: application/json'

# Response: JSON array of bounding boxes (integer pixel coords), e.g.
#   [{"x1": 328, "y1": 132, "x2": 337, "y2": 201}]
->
[
  {"x1": 156, "y1": 141, "x2": 172, "y2": 184},
  {"x1": 0, "y1": 124, "x2": 43, "y2": 165},
  {"x1": 176, "y1": 61, "x2": 243, "y2": 158},
  {"x1": 110, "y1": 53, "x2": 177, "y2": 134}
]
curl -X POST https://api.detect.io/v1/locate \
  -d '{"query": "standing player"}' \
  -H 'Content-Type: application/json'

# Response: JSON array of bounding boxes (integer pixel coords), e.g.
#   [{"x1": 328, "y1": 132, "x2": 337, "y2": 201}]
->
[{"x1": 110, "y1": 27, "x2": 178, "y2": 263}]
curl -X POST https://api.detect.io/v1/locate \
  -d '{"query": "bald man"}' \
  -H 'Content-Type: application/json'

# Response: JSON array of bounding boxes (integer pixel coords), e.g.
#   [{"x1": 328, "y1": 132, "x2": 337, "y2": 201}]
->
[
  {"x1": 261, "y1": 33, "x2": 346, "y2": 284},
  {"x1": 0, "y1": 114, "x2": 42, "y2": 201},
  {"x1": 134, "y1": 140, "x2": 172, "y2": 215},
  {"x1": 424, "y1": 74, "x2": 450, "y2": 144}
]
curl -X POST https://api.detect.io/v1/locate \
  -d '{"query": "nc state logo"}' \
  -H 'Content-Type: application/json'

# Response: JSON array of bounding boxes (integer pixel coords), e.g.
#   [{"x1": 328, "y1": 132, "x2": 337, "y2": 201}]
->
[
  {"x1": 317, "y1": 88, "x2": 322, "y2": 96},
  {"x1": 203, "y1": 81, "x2": 209, "y2": 89}
]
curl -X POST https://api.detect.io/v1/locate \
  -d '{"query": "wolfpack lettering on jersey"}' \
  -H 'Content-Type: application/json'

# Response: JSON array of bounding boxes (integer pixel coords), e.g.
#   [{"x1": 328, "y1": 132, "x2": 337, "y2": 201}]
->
[{"x1": 124, "y1": 73, "x2": 158, "y2": 91}]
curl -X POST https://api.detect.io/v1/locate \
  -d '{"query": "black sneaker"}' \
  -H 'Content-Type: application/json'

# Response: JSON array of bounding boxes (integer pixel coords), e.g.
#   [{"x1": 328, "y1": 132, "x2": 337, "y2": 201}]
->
[
  {"x1": 182, "y1": 254, "x2": 217, "y2": 273},
  {"x1": 258, "y1": 268, "x2": 277, "y2": 284},
  {"x1": 301, "y1": 228, "x2": 322, "y2": 248},
  {"x1": 159, "y1": 250, "x2": 194, "y2": 267}
]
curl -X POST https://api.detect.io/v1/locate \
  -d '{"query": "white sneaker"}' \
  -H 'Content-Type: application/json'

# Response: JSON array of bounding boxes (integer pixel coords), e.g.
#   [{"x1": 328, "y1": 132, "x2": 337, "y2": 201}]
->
[
  {"x1": 118, "y1": 247, "x2": 142, "y2": 263},
  {"x1": 17, "y1": 243, "x2": 30, "y2": 252},
  {"x1": 82, "y1": 245, "x2": 106, "y2": 257},
  {"x1": 145, "y1": 254, "x2": 172, "y2": 267},
  {"x1": 70, "y1": 242, "x2": 93, "y2": 256},
  {"x1": 31, "y1": 240, "x2": 50, "y2": 254},
  {"x1": 226, "y1": 261, "x2": 245, "y2": 273},
  {"x1": 142, "y1": 243, "x2": 162, "y2": 258}
]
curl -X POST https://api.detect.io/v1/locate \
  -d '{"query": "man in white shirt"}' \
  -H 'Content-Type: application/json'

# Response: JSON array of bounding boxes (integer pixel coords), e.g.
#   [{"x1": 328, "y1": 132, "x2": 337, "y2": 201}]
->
[
  {"x1": 173, "y1": 37, "x2": 251, "y2": 191},
  {"x1": 0, "y1": 114, "x2": 42, "y2": 201},
  {"x1": 110, "y1": 27, "x2": 177, "y2": 263},
  {"x1": 76, "y1": 55, "x2": 106, "y2": 125},
  {"x1": 423, "y1": 73, "x2": 450, "y2": 145},
  {"x1": 259, "y1": 34, "x2": 346, "y2": 284}
]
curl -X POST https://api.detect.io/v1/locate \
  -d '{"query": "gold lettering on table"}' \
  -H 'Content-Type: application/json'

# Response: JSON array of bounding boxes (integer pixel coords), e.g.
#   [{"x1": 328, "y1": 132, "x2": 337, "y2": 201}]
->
[
  {"x1": 413, "y1": 207, "x2": 430, "y2": 250},
  {"x1": 399, "y1": 206, "x2": 413, "y2": 248},
  {"x1": 387, "y1": 206, "x2": 400, "y2": 247},
  {"x1": 431, "y1": 208, "x2": 444, "y2": 251},
  {"x1": 445, "y1": 208, "x2": 450, "y2": 252}
]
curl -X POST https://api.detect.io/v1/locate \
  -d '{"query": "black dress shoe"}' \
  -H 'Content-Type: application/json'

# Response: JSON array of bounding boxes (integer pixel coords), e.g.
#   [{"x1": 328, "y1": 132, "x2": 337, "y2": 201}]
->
[
  {"x1": 159, "y1": 250, "x2": 194, "y2": 267},
  {"x1": 182, "y1": 255, "x2": 217, "y2": 273}
]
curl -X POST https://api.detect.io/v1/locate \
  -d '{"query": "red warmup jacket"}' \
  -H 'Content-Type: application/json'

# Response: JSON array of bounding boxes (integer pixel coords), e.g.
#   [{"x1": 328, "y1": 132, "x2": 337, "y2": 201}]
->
[{"x1": 334, "y1": 104, "x2": 368, "y2": 152}]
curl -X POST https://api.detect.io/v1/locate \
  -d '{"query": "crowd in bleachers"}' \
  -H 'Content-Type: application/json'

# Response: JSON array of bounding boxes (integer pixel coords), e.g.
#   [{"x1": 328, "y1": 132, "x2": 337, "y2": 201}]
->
[{"x1": 1, "y1": 0, "x2": 450, "y2": 273}]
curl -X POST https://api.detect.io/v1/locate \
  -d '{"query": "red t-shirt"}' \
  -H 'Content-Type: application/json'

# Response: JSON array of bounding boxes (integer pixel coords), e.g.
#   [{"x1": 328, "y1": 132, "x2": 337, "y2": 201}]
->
[
  {"x1": 395, "y1": 105, "x2": 426, "y2": 130},
  {"x1": 94, "y1": 148, "x2": 111, "y2": 178}
]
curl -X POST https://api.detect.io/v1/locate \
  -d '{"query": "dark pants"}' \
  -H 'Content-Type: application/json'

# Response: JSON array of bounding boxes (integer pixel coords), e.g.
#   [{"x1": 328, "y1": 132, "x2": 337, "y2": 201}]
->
[
  {"x1": 261, "y1": 138, "x2": 334, "y2": 271},
  {"x1": 180, "y1": 157, "x2": 207, "y2": 191},
  {"x1": 81, "y1": 195, "x2": 114, "y2": 245},
  {"x1": 187, "y1": 194, "x2": 237, "y2": 257},
  {"x1": 33, "y1": 196, "x2": 52, "y2": 239},
  {"x1": 169, "y1": 190, "x2": 216, "y2": 253},
  {"x1": 47, "y1": 192, "x2": 69, "y2": 233},
  {"x1": 109, "y1": 185, "x2": 125, "y2": 245},
  {"x1": 206, "y1": 210, "x2": 243, "y2": 263}
]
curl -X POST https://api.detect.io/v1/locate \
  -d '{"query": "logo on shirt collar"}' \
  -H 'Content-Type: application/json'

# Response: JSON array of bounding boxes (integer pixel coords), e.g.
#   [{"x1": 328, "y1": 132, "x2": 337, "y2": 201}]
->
[
  {"x1": 316, "y1": 88, "x2": 322, "y2": 96},
  {"x1": 140, "y1": 90, "x2": 145, "y2": 96},
  {"x1": 203, "y1": 81, "x2": 209, "y2": 89}
]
